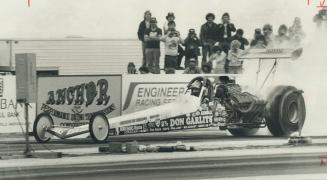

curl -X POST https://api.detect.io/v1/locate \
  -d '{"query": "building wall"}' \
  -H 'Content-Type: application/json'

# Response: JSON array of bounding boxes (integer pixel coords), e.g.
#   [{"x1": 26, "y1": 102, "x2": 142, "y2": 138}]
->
[{"x1": 6, "y1": 39, "x2": 164, "y2": 75}]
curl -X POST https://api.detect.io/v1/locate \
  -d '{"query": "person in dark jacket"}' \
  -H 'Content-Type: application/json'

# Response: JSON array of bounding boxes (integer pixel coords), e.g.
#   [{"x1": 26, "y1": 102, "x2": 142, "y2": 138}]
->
[
  {"x1": 230, "y1": 29, "x2": 249, "y2": 50},
  {"x1": 200, "y1": 13, "x2": 219, "y2": 64},
  {"x1": 217, "y1": 12, "x2": 236, "y2": 54},
  {"x1": 251, "y1": 35, "x2": 266, "y2": 49},
  {"x1": 144, "y1": 17, "x2": 162, "y2": 74},
  {"x1": 137, "y1": 10, "x2": 152, "y2": 66},
  {"x1": 127, "y1": 62, "x2": 137, "y2": 74},
  {"x1": 184, "y1": 28, "x2": 201, "y2": 68},
  {"x1": 275, "y1": 24, "x2": 290, "y2": 45},
  {"x1": 250, "y1": 28, "x2": 265, "y2": 47}
]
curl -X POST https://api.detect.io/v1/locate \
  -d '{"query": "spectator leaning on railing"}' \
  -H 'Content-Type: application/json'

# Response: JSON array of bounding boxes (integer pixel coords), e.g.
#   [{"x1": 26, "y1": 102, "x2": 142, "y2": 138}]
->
[
  {"x1": 127, "y1": 62, "x2": 137, "y2": 74},
  {"x1": 209, "y1": 45, "x2": 227, "y2": 74},
  {"x1": 202, "y1": 62, "x2": 213, "y2": 74},
  {"x1": 183, "y1": 58, "x2": 202, "y2": 74},
  {"x1": 251, "y1": 35, "x2": 267, "y2": 49},
  {"x1": 230, "y1": 29, "x2": 249, "y2": 50},
  {"x1": 227, "y1": 40, "x2": 249, "y2": 74},
  {"x1": 139, "y1": 66, "x2": 150, "y2": 74},
  {"x1": 250, "y1": 28, "x2": 265, "y2": 47},
  {"x1": 144, "y1": 17, "x2": 162, "y2": 74},
  {"x1": 137, "y1": 10, "x2": 152, "y2": 67}
]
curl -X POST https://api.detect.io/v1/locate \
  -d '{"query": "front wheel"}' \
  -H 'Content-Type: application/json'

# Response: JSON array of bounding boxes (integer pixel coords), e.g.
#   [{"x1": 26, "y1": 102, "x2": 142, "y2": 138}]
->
[
  {"x1": 89, "y1": 113, "x2": 109, "y2": 143},
  {"x1": 33, "y1": 113, "x2": 54, "y2": 143}
]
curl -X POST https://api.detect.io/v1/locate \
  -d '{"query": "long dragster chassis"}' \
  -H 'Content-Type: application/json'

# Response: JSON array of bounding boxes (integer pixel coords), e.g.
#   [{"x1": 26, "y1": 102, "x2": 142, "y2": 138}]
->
[{"x1": 33, "y1": 48, "x2": 306, "y2": 143}]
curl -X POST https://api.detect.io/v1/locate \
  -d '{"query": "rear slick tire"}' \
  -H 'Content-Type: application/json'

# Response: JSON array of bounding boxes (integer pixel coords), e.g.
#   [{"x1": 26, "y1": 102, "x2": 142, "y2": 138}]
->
[{"x1": 265, "y1": 86, "x2": 306, "y2": 137}]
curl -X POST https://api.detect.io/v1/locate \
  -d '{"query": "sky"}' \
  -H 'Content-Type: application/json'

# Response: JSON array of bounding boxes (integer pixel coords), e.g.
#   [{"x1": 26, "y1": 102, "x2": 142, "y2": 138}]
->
[{"x1": 0, "y1": 0, "x2": 319, "y2": 39}]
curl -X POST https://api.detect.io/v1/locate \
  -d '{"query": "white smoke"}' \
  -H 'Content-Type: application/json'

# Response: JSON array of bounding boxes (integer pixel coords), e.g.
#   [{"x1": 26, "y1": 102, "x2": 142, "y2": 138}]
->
[
  {"x1": 238, "y1": 17, "x2": 327, "y2": 136},
  {"x1": 283, "y1": 25, "x2": 327, "y2": 136}
]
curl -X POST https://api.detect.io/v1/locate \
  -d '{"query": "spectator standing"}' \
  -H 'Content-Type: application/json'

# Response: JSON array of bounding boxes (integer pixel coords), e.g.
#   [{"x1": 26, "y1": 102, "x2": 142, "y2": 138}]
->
[
  {"x1": 217, "y1": 12, "x2": 236, "y2": 53},
  {"x1": 251, "y1": 35, "x2": 267, "y2": 49},
  {"x1": 275, "y1": 24, "x2": 290, "y2": 45},
  {"x1": 250, "y1": 28, "x2": 265, "y2": 47},
  {"x1": 200, "y1": 13, "x2": 219, "y2": 64},
  {"x1": 230, "y1": 29, "x2": 249, "y2": 50},
  {"x1": 289, "y1": 17, "x2": 305, "y2": 46},
  {"x1": 163, "y1": 12, "x2": 176, "y2": 34},
  {"x1": 227, "y1": 40, "x2": 247, "y2": 74},
  {"x1": 184, "y1": 29, "x2": 201, "y2": 68},
  {"x1": 144, "y1": 17, "x2": 162, "y2": 74},
  {"x1": 163, "y1": 13, "x2": 185, "y2": 70},
  {"x1": 313, "y1": 9, "x2": 327, "y2": 28},
  {"x1": 209, "y1": 45, "x2": 227, "y2": 74},
  {"x1": 161, "y1": 29, "x2": 183, "y2": 71},
  {"x1": 183, "y1": 58, "x2": 202, "y2": 74},
  {"x1": 137, "y1": 10, "x2": 152, "y2": 66},
  {"x1": 262, "y1": 24, "x2": 274, "y2": 47}
]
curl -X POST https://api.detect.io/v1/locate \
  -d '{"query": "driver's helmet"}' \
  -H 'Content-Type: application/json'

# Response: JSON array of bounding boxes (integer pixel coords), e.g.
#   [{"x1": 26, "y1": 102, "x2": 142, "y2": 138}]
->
[{"x1": 190, "y1": 80, "x2": 202, "y2": 96}]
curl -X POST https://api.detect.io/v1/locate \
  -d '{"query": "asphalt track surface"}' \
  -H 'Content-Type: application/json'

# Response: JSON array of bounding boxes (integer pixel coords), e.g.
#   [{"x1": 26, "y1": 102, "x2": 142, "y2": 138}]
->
[{"x1": 1, "y1": 129, "x2": 327, "y2": 179}]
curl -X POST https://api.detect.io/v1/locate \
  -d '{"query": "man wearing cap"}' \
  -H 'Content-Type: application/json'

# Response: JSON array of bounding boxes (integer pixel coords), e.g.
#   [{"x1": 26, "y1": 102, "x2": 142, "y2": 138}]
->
[
  {"x1": 200, "y1": 13, "x2": 219, "y2": 64},
  {"x1": 137, "y1": 10, "x2": 152, "y2": 67},
  {"x1": 163, "y1": 12, "x2": 185, "y2": 70},
  {"x1": 144, "y1": 17, "x2": 162, "y2": 74},
  {"x1": 160, "y1": 27, "x2": 183, "y2": 72},
  {"x1": 163, "y1": 12, "x2": 176, "y2": 35},
  {"x1": 184, "y1": 28, "x2": 201, "y2": 68}
]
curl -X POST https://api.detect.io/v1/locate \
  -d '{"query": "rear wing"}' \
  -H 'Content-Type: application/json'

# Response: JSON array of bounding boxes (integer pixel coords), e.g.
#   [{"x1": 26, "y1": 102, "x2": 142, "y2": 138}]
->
[
  {"x1": 239, "y1": 47, "x2": 303, "y2": 92},
  {"x1": 240, "y1": 48, "x2": 303, "y2": 60}
]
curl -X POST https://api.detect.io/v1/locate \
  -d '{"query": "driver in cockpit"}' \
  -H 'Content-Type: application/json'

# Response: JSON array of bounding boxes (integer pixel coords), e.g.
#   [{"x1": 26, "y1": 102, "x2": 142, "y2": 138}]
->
[{"x1": 190, "y1": 80, "x2": 202, "y2": 97}]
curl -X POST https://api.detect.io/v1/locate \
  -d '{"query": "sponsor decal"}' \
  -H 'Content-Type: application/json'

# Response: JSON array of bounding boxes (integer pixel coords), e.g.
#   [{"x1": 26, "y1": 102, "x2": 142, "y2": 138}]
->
[
  {"x1": 118, "y1": 110, "x2": 213, "y2": 135},
  {"x1": 40, "y1": 103, "x2": 115, "y2": 126},
  {"x1": 37, "y1": 76, "x2": 122, "y2": 128},
  {"x1": 0, "y1": 76, "x2": 35, "y2": 134},
  {"x1": 123, "y1": 82, "x2": 187, "y2": 114},
  {"x1": 46, "y1": 79, "x2": 110, "y2": 107}
]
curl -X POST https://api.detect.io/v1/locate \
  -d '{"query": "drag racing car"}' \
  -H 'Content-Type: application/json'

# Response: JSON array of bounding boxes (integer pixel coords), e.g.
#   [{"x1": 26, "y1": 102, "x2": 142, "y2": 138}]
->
[{"x1": 33, "y1": 48, "x2": 306, "y2": 143}]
